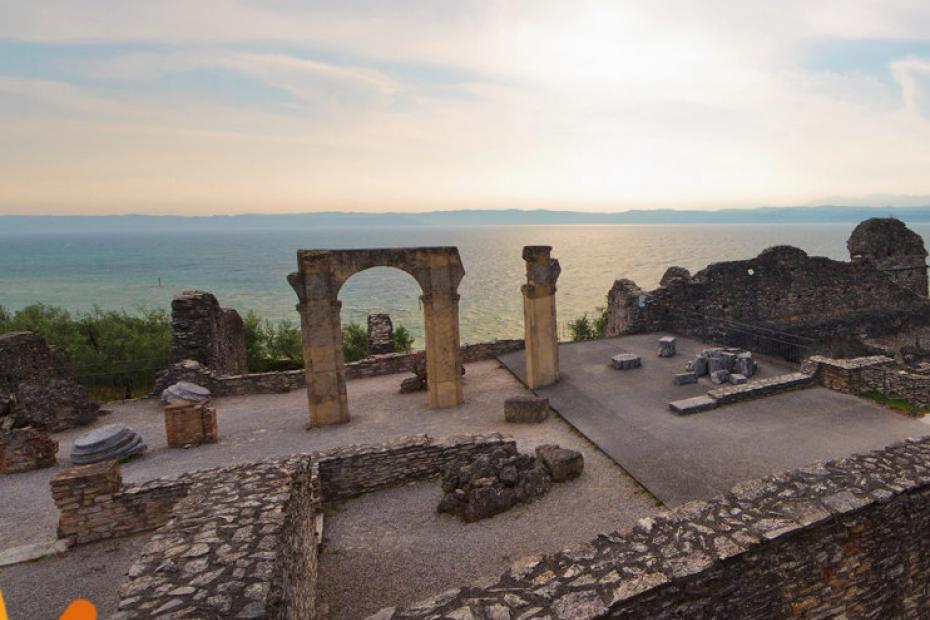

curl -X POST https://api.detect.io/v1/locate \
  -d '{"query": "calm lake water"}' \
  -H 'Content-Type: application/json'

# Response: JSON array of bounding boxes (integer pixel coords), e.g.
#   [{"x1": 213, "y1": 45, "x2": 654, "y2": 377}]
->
[{"x1": 4, "y1": 223, "x2": 930, "y2": 346}]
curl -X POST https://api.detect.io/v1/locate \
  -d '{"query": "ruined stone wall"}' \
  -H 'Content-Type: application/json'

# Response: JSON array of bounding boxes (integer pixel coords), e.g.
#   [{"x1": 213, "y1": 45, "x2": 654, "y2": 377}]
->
[
  {"x1": 605, "y1": 219, "x2": 930, "y2": 358},
  {"x1": 367, "y1": 314, "x2": 395, "y2": 355},
  {"x1": 169, "y1": 290, "x2": 247, "y2": 374},
  {"x1": 376, "y1": 436, "x2": 930, "y2": 619},
  {"x1": 51, "y1": 461, "x2": 189, "y2": 545},
  {"x1": 0, "y1": 331, "x2": 99, "y2": 431},
  {"x1": 0, "y1": 427, "x2": 58, "y2": 474},
  {"x1": 313, "y1": 433, "x2": 515, "y2": 502},
  {"x1": 155, "y1": 339, "x2": 525, "y2": 398},
  {"x1": 806, "y1": 355, "x2": 930, "y2": 409},
  {"x1": 848, "y1": 217, "x2": 929, "y2": 296}
]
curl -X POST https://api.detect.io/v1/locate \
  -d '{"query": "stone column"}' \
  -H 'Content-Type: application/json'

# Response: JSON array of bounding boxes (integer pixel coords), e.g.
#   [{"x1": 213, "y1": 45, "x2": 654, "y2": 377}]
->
[
  {"x1": 422, "y1": 290, "x2": 464, "y2": 408},
  {"x1": 289, "y1": 272, "x2": 350, "y2": 428},
  {"x1": 522, "y1": 246, "x2": 561, "y2": 389}
]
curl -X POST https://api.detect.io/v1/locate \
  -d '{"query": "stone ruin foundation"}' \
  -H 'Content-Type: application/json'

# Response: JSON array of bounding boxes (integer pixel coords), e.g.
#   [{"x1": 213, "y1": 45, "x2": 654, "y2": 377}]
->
[
  {"x1": 437, "y1": 443, "x2": 583, "y2": 522},
  {"x1": 605, "y1": 218, "x2": 930, "y2": 360},
  {"x1": 0, "y1": 426, "x2": 58, "y2": 473},
  {"x1": 0, "y1": 331, "x2": 99, "y2": 433}
]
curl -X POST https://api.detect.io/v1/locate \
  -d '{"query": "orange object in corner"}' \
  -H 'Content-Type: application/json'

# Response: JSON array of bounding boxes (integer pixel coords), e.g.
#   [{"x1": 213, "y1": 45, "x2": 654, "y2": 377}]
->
[{"x1": 59, "y1": 599, "x2": 97, "y2": 620}]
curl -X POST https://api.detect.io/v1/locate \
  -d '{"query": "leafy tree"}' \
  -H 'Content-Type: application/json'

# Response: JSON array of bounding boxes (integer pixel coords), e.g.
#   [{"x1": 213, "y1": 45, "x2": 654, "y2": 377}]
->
[
  {"x1": 393, "y1": 325, "x2": 415, "y2": 353},
  {"x1": 341, "y1": 322, "x2": 369, "y2": 362}
]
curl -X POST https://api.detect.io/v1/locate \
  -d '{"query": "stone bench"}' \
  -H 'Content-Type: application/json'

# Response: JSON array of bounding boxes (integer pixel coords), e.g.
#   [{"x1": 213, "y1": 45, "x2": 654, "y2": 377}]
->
[
  {"x1": 668, "y1": 395, "x2": 718, "y2": 415},
  {"x1": 707, "y1": 372, "x2": 814, "y2": 405}
]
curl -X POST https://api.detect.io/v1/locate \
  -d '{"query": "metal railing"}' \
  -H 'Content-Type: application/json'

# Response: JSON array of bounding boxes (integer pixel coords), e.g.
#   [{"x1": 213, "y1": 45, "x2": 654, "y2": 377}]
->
[{"x1": 677, "y1": 311, "x2": 814, "y2": 363}]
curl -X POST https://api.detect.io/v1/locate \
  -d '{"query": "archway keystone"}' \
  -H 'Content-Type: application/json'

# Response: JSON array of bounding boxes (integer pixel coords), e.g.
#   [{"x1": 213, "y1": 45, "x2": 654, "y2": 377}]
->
[{"x1": 288, "y1": 247, "x2": 465, "y2": 428}]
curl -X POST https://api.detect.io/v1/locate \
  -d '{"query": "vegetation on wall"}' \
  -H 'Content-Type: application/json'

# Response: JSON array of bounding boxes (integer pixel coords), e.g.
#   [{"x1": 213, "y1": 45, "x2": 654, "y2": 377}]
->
[
  {"x1": 568, "y1": 306, "x2": 609, "y2": 342},
  {"x1": 1, "y1": 303, "x2": 418, "y2": 398}
]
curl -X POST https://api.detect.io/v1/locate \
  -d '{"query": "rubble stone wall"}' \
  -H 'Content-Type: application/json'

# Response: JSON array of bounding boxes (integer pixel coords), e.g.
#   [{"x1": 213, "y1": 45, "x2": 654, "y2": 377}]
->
[
  {"x1": 169, "y1": 290, "x2": 247, "y2": 375},
  {"x1": 375, "y1": 436, "x2": 930, "y2": 619},
  {"x1": 313, "y1": 433, "x2": 515, "y2": 502},
  {"x1": 155, "y1": 339, "x2": 524, "y2": 398},
  {"x1": 605, "y1": 219, "x2": 930, "y2": 358},
  {"x1": 0, "y1": 331, "x2": 99, "y2": 431},
  {"x1": 805, "y1": 355, "x2": 930, "y2": 409},
  {"x1": 0, "y1": 427, "x2": 58, "y2": 473},
  {"x1": 51, "y1": 461, "x2": 189, "y2": 545}
]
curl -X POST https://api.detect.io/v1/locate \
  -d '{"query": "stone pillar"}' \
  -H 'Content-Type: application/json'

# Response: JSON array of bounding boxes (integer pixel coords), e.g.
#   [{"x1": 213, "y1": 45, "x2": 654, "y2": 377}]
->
[
  {"x1": 423, "y1": 291, "x2": 464, "y2": 408},
  {"x1": 164, "y1": 401, "x2": 218, "y2": 447},
  {"x1": 289, "y1": 269, "x2": 350, "y2": 428},
  {"x1": 367, "y1": 314, "x2": 395, "y2": 355},
  {"x1": 522, "y1": 246, "x2": 561, "y2": 389}
]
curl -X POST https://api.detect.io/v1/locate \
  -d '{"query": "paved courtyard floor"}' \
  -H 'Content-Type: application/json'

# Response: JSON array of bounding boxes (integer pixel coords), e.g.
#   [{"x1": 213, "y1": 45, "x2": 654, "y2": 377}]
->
[
  {"x1": 500, "y1": 334, "x2": 930, "y2": 506},
  {"x1": 0, "y1": 360, "x2": 657, "y2": 619}
]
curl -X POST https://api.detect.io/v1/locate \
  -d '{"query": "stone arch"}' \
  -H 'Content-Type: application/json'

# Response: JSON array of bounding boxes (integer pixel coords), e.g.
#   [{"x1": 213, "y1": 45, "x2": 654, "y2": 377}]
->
[{"x1": 288, "y1": 247, "x2": 465, "y2": 427}]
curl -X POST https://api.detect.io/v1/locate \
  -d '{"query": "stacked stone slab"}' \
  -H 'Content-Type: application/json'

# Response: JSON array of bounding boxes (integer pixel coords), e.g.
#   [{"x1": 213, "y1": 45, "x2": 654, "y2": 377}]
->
[
  {"x1": 160, "y1": 380, "x2": 211, "y2": 404},
  {"x1": 688, "y1": 348, "x2": 756, "y2": 379},
  {"x1": 0, "y1": 332, "x2": 99, "y2": 432},
  {"x1": 367, "y1": 314, "x2": 395, "y2": 355},
  {"x1": 71, "y1": 424, "x2": 146, "y2": 465},
  {"x1": 0, "y1": 427, "x2": 58, "y2": 473}
]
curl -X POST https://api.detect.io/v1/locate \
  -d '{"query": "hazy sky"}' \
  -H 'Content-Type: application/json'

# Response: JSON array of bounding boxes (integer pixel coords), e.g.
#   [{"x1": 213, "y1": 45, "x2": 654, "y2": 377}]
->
[{"x1": 2, "y1": 1, "x2": 930, "y2": 215}]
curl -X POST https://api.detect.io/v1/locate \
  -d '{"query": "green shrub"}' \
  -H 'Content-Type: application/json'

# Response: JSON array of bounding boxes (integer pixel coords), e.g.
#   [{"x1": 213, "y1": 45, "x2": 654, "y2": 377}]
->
[
  {"x1": 569, "y1": 306, "x2": 609, "y2": 342},
  {"x1": 393, "y1": 325, "x2": 415, "y2": 353},
  {"x1": 342, "y1": 322, "x2": 369, "y2": 362}
]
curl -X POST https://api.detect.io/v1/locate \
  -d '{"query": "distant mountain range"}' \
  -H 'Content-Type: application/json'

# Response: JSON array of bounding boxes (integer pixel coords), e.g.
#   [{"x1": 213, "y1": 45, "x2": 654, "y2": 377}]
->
[{"x1": 5, "y1": 205, "x2": 930, "y2": 233}]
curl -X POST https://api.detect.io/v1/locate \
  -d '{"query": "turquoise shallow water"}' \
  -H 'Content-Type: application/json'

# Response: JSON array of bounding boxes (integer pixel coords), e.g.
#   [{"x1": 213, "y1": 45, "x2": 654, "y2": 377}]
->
[{"x1": 3, "y1": 223, "x2": 929, "y2": 347}]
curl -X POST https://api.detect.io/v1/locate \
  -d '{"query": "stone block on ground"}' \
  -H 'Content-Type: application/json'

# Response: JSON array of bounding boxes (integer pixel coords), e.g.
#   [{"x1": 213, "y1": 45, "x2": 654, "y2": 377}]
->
[
  {"x1": 611, "y1": 353, "x2": 642, "y2": 370},
  {"x1": 164, "y1": 401, "x2": 218, "y2": 448},
  {"x1": 687, "y1": 356, "x2": 708, "y2": 376},
  {"x1": 658, "y1": 336, "x2": 677, "y2": 358},
  {"x1": 535, "y1": 444, "x2": 584, "y2": 482},
  {"x1": 729, "y1": 373, "x2": 748, "y2": 385},
  {"x1": 674, "y1": 372, "x2": 698, "y2": 385},
  {"x1": 504, "y1": 396, "x2": 549, "y2": 423},
  {"x1": 735, "y1": 353, "x2": 755, "y2": 377},
  {"x1": 668, "y1": 395, "x2": 718, "y2": 415},
  {"x1": 0, "y1": 427, "x2": 58, "y2": 474},
  {"x1": 160, "y1": 381, "x2": 211, "y2": 405},
  {"x1": 707, "y1": 355, "x2": 730, "y2": 374},
  {"x1": 710, "y1": 369, "x2": 730, "y2": 385},
  {"x1": 400, "y1": 375, "x2": 426, "y2": 393},
  {"x1": 71, "y1": 424, "x2": 146, "y2": 465}
]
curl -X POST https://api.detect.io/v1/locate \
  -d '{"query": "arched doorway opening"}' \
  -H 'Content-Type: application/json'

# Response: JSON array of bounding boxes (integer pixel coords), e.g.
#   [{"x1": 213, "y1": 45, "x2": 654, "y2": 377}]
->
[{"x1": 288, "y1": 247, "x2": 465, "y2": 428}]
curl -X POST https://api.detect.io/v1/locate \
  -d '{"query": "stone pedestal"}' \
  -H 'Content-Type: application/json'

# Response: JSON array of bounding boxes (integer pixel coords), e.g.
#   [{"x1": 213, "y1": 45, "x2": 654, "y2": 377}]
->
[
  {"x1": 658, "y1": 336, "x2": 677, "y2": 357},
  {"x1": 522, "y1": 246, "x2": 561, "y2": 389},
  {"x1": 0, "y1": 427, "x2": 58, "y2": 473},
  {"x1": 164, "y1": 401, "x2": 218, "y2": 448},
  {"x1": 611, "y1": 354, "x2": 642, "y2": 370}
]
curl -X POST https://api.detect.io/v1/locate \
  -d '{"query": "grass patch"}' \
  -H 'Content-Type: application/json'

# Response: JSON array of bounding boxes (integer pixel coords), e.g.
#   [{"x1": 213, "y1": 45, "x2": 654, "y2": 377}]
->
[{"x1": 860, "y1": 390, "x2": 930, "y2": 416}]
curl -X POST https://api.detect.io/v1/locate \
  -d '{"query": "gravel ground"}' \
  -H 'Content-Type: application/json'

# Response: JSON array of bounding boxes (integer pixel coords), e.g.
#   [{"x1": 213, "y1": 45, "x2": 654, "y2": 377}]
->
[
  {"x1": 318, "y1": 437, "x2": 657, "y2": 619},
  {"x1": 0, "y1": 534, "x2": 147, "y2": 620},
  {"x1": 0, "y1": 360, "x2": 657, "y2": 618}
]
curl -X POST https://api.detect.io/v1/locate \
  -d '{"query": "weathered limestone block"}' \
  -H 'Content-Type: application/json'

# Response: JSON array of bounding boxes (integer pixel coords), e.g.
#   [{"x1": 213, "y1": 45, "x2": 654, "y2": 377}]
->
[
  {"x1": 729, "y1": 373, "x2": 748, "y2": 385},
  {"x1": 674, "y1": 372, "x2": 698, "y2": 385},
  {"x1": 504, "y1": 396, "x2": 549, "y2": 423},
  {"x1": 658, "y1": 336, "x2": 677, "y2": 357},
  {"x1": 71, "y1": 424, "x2": 146, "y2": 465},
  {"x1": 611, "y1": 353, "x2": 642, "y2": 370},
  {"x1": 168, "y1": 290, "x2": 247, "y2": 374},
  {"x1": 688, "y1": 356, "x2": 708, "y2": 376},
  {"x1": 710, "y1": 369, "x2": 730, "y2": 384},
  {"x1": 164, "y1": 401, "x2": 218, "y2": 448},
  {"x1": 535, "y1": 445, "x2": 584, "y2": 482},
  {"x1": 735, "y1": 352, "x2": 755, "y2": 377},
  {"x1": 707, "y1": 355, "x2": 730, "y2": 374},
  {"x1": 0, "y1": 332, "x2": 100, "y2": 432},
  {"x1": 0, "y1": 427, "x2": 58, "y2": 473},
  {"x1": 669, "y1": 395, "x2": 718, "y2": 414},
  {"x1": 367, "y1": 313, "x2": 395, "y2": 355}
]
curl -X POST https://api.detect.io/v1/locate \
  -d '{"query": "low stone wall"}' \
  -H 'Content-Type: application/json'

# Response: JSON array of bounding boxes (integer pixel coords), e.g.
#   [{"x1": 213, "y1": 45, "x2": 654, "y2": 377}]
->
[
  {"x1": 113, "y1": 457, "x2": 316, "y2": 619},
  {"x1": 706, "y1": 372, "x2": 814, "y2": 405},
  {"x1": 155, "y1": 339, "x2": 525, "y2": 398},
  {"x1": 51, "y1": 461, "x2": 189, "y2": 545},
  {"x1": 313, "y1": 433, "x2": 515, "y2": 502},
  {"x1": 804, "y1": 354, "x2": 930, "y2": 408},
  {"x1": 374, "y1": 436, "x2": 930, "y2": 619},
  {"x1": 0, "y1": 427, "x2": 58, "y2": 473}
]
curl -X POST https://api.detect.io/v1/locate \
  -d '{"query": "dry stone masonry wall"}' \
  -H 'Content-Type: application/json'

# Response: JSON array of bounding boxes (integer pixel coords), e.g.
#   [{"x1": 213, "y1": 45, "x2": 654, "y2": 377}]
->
[
  {"x1": 374, "y1": 436, "x2": 930, "y2": 619},
  {"x1": 804, "y1": 354, "x2": 930, "y2": 409},
  {"x1": 605, "y1": 218, "x2": 930, "y2": 359},
  {"x1": 0, "y1": 427, "x2": 58, "y2": 473},
  {"x1": 0, "y1": 331, "x2": 99, "y2": 431},
  {"x1": 168, "y1": 290, "x2": 247, "y2": 374}
]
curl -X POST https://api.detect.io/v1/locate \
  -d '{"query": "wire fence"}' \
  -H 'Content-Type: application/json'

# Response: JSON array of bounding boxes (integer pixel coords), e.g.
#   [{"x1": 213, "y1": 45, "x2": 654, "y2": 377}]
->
[{"x1": 677, "y1": 311, "x2": 814, "y2": 363}]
